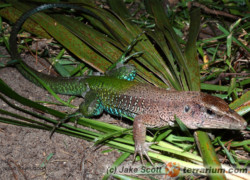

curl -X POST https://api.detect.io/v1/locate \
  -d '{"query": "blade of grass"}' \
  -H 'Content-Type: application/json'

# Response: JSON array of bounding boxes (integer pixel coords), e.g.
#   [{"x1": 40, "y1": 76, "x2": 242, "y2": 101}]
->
[
  {"x1": 229, "y1": 91, "x2": 250, "y2": 110},
  {"x1": 184, "y1": 7, "x2": 201, "y2": 91},
  {"x1": 194, "y1": 131, "x2": 226, "y2": 180},
  {"x1": 201, "y1": 83, "x2": 242, "y2": 92},
  {"x1": 217, "y1": 139, "x2": 236, "y2": 165}
]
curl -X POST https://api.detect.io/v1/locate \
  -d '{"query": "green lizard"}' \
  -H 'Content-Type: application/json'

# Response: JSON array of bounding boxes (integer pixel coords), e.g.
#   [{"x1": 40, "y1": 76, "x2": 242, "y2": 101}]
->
[{"x1": 9, "y1": 4, "x2": 247, "y2": 165}]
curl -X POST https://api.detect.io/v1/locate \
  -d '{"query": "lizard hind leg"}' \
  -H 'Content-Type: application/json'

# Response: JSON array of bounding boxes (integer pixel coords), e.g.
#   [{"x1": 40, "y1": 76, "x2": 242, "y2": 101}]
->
[
  {"x1": 105, "y1": 63, "x2": 137, "y2": 81},
  {"x1": 105, "y1": 32, "x2": 145, "y2": 81}
]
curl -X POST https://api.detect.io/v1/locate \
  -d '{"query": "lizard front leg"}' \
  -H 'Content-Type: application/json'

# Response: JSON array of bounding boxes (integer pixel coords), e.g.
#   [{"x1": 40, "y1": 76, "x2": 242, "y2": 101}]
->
[
  {"x1": 133, "y1": 114, "x2": 160, "y2": 165},
  {"x1": 79, "y1": 91, "x2": 103, "y2": 117}
]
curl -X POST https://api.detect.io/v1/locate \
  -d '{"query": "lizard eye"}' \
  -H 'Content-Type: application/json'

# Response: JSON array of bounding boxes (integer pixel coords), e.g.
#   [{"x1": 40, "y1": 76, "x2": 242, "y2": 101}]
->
[
  {"x1": 206, "y1": 109, "x2": 214, "y2": 115},
  {"x1": 184, "y1": 105, "x2": 190, "y2": 113}
]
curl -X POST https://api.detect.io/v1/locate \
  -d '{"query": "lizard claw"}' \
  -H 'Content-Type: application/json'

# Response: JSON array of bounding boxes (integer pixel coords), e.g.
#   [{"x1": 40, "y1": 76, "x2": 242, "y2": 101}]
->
[
  {"x1": 50, "y1": 116, "x2": 67, "y2": 139},
  {"x1": 133, "y1": 142, "x2": 158, "y2": 166}
]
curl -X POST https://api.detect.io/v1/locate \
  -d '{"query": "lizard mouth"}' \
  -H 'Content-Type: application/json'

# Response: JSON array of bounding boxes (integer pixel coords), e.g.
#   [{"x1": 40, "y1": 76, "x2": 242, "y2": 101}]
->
[
  {"x1": 198, "y1": 111, "x2": 247, "y2": 130},
  {"x1": 224, "y1": 111, "x2": 247, "y2": 130}
]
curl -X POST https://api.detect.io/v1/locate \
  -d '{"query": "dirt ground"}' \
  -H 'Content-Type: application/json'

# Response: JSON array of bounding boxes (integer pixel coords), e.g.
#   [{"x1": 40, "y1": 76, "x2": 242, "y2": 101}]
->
[{"x1": 0, "y1": 46, "x2": 158, "y2": 180}]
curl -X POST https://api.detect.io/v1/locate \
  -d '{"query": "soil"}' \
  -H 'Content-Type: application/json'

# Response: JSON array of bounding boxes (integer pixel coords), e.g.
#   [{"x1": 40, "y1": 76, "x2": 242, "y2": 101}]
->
[{"x1": 0, "y1": 46, "x2": 154, "y2": 180}]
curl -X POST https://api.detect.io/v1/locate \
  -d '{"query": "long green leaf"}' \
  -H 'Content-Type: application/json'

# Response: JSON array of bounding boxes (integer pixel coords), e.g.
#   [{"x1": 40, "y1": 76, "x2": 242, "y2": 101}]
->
[{"x1": 184, "y1": 8, "x2": 201, "y2": 91}]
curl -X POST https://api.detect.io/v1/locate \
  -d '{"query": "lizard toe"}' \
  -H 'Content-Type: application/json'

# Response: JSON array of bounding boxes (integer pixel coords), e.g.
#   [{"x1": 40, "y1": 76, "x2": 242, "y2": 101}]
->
[{"x1": 133, "y1": 142, "x2": 158, "y2": 165}]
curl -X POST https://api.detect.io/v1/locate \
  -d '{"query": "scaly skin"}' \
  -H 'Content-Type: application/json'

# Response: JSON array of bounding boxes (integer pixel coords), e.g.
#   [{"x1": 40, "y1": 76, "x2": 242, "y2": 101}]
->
[{"x1": 9, "y1": 4, "x2": 247, "y2": 165}]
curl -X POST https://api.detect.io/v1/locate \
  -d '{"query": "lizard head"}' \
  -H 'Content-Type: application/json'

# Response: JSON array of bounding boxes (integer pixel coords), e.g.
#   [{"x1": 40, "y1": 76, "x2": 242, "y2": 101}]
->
[{"x1": 180, "y1": 93, "x2": 247, "y2": 130}]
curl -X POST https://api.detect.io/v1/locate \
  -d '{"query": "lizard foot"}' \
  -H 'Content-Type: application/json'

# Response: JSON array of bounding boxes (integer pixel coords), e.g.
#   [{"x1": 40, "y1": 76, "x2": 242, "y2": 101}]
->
[
  {"x1": 133, "y1": 141, "x2": 158, "y2": 166},
  {"x1": 50, "y1": 112, "x2": 81, "y2": 138}
]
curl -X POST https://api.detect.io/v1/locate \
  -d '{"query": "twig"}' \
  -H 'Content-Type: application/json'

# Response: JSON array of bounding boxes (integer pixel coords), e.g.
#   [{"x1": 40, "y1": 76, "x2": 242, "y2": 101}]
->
[
  {"x1": 189, "y1": 2, "x2": 239, "y2": 20},
  {"x1": 204, "y1": 73, "x2": 250, "y2": 84},
  {"x1": 7, "y1": 158, "x2": 28, "y2": 180},
  {"x1": 24, "y1": 41, "x2": 58, "y2": 75}
]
